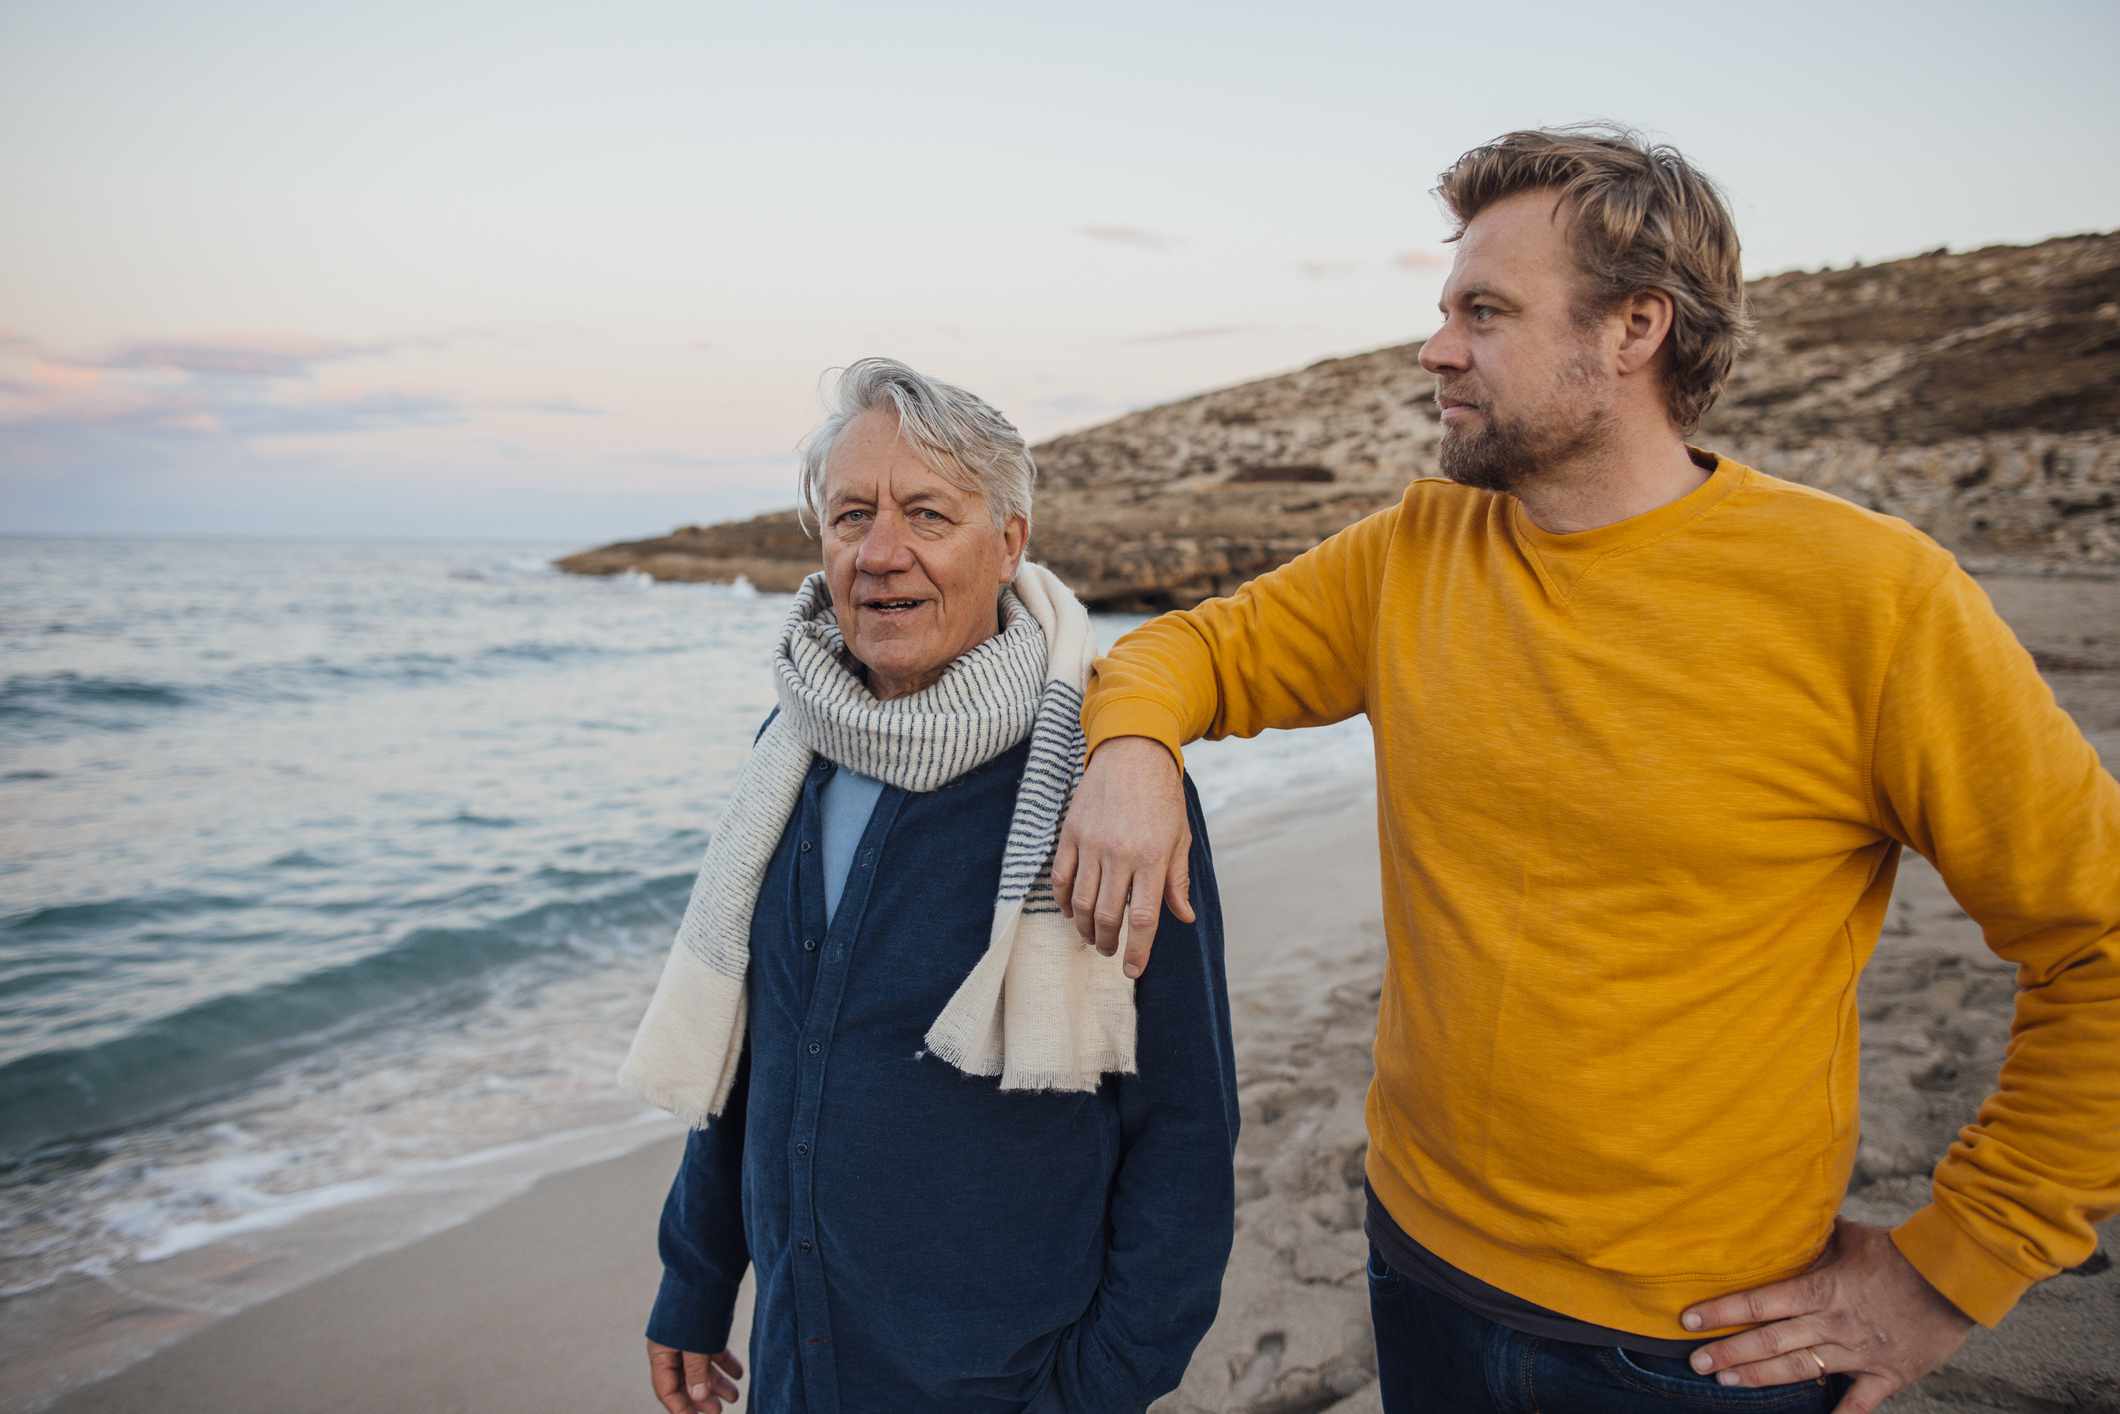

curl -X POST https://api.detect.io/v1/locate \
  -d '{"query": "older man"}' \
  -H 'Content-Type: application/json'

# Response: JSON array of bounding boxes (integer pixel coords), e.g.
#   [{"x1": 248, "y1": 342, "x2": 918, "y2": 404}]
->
[
  {"x1": 621, "y1": 358, "x2": 1239, "y2": 1414},
  {"x1": 1056, "y1": 126, "x2": 2120, "y2": 1413}
]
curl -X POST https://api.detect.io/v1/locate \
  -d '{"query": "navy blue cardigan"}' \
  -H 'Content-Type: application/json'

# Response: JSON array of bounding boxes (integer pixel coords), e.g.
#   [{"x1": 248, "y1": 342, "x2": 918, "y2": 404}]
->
[{"x1": 645, "y1": 736, "x2": 1240, "y2": 1413}]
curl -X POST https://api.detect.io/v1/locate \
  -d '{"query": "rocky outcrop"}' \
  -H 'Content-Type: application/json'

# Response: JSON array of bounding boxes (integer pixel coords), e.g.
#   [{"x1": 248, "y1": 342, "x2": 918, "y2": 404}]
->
[
  {"x1": 555, "y1": 232, "x2": 2120, "y2": 608},
  {"x1": 1704, "y1": 232, "x2": 2120, "y2": 568}
]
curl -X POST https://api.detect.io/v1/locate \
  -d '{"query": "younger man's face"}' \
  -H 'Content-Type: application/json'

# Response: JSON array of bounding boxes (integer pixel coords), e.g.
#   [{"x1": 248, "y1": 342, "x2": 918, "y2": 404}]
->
[{"x1": 1420, "y1": 188, "x2": 1622, "y2": 494}]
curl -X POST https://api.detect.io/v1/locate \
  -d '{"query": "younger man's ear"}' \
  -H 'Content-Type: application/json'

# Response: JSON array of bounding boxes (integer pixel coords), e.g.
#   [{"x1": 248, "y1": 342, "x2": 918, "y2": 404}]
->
[{"x1": 1615, "y1": 289, "x2": 1676, "y2": 376}]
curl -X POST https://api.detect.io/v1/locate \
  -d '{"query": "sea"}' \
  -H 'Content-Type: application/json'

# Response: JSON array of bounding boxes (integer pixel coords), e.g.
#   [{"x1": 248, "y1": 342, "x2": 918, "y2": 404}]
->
[{"x1": 0, "y1": 534, "x2": 1374, "y2": 1408}]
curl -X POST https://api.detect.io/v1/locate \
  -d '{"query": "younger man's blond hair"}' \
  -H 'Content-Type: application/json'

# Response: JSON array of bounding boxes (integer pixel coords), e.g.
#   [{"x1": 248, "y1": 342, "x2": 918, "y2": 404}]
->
[{"x1": 1435, "y1": 124, "x2": 1751, "y2": 435}]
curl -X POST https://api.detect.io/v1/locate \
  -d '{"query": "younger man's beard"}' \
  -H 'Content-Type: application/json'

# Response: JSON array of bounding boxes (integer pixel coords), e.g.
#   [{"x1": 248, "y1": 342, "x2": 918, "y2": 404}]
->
[
  {"x1": 1439, "y1": 413, "x2": 1541, "y2": 494},
  {"x1": 1438, "y1": 354, "x2": 1617, "y2": 495}
]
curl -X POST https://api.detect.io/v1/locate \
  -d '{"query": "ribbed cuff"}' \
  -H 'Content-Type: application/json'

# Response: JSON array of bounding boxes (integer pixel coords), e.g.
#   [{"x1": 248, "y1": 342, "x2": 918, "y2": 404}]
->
[
  {"x1": 1890, "y1": 1203, "x2": 2038, "y2": 1328},
  {"x1": 644, "y1": 1270, "x2": 741, "y2": 1355},
  {"x1": 1083, "y1": 697, "x2": 1188, "y2": 771}
]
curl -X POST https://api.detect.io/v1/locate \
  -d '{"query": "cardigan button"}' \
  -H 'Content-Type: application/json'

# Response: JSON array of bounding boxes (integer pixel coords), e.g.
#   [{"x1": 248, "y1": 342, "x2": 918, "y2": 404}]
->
[
  {"x1": 799, "y1": 1239, "x2": 814, "y2": 1254},
  {"x1": 799, "y1": 840, "x2": 813, "y2": 853},
  {"x1": 807, "y1": 1041, "x2": 822, "y2": 1055},
  {"x1": 795, "y1": 1141, "x2": 810, "y2": 1157},
  {"x1": 802, "y1": 937, "x2": 817, "y2": 952}
]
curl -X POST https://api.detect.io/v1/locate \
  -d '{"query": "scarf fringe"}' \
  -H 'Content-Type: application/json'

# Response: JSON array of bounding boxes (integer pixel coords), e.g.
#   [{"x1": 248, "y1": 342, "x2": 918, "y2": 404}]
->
[
  {"x1": 923, "y1": 900, "x2": 1136, "y2": 1091},
  {"x1": 617, "y1": 946, "x2": 748, "y2": 1128}
]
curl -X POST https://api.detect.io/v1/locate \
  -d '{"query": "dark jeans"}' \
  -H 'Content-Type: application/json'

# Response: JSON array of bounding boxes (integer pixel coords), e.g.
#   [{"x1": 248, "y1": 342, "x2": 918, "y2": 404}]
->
[{"x1": 1367, "y1": 1242, "x2": 1851, "y2": 1413}]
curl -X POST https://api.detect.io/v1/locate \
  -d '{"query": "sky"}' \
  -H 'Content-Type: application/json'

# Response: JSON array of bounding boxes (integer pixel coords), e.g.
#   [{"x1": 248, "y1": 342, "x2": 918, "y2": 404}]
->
[{"x1": 3, "y1": 0, "x2": 2116, "y2": 543}]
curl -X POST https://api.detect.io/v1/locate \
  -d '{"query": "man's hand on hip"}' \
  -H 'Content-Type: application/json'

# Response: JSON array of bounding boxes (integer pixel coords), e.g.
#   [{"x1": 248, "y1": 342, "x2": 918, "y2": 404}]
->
[
  {"x1": 1053, "y1": 736, "x2": 1194, "y2": 978},
  {"x1": 1681, "y1": 1217, "x2": 1974, "y2": 1413},
  {"x1": 646, "y1": 1339, "x2": 744, "y2": 1413}
]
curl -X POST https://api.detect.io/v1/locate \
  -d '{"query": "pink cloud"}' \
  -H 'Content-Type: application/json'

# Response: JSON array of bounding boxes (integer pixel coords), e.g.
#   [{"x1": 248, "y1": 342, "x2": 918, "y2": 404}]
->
[
  {"x1": 0, "y1": 359, "x2": 157, "y2": 427},
  {"x1": 1394, "y1": 248, "x2": 1447, "y2": 271},
  {"x1": 29, "y1": 361, "x2": 103, "y2": 391},
  {"x1": 92, "y1": 333, "x2": 397, "y2": 378},
  {"x1": 0, "y1": 366, "x2": 460, "y2": 439}
]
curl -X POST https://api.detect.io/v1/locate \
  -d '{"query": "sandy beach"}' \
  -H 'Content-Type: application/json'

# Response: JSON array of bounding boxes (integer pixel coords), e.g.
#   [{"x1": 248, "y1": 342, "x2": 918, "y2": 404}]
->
[{"x1": 32, "y1": 570, "x2": 2120, "y2": 1414}]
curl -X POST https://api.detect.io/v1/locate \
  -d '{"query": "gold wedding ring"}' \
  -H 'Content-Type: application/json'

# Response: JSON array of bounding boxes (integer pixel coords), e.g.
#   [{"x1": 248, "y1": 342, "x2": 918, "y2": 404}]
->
[{"x1": 1806, "y1": 1348, "x2": 1828, "y2": 1385}]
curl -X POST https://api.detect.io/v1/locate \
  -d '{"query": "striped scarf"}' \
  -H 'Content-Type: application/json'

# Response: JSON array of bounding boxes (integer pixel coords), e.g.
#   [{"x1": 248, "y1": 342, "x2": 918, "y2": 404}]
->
[{"x1": 618, "y1": 560, "x2": 1136, "y2": 1128}]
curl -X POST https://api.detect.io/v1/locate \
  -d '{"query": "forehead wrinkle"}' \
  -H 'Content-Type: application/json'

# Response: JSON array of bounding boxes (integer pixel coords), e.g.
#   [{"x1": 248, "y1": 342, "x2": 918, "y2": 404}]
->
[
  {"x1": 889, "y1": 454, "x2": 990, "y2": 519},
  {"x1": 825, "y1": 422, "x2": 916, "y2": 503},
  {"x1": 1459, "y1": 282, "x2": 1513, "y2": 305},
  {"x1": 826, "y1": 415, "x2": 987, "y2": 517},
  {"x1": 1438, "y1": 278, "x2": 1509, "y2": 316},
  {"x1": 875, "y1": 453, "x2": 962, "y2": 516}
]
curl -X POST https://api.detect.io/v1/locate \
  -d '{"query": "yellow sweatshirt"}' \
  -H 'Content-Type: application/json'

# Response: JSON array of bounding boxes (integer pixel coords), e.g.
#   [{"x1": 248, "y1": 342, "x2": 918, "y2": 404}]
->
[{"x1": 1082, "y1": 452, "x2": 2120, "y2": 1335}]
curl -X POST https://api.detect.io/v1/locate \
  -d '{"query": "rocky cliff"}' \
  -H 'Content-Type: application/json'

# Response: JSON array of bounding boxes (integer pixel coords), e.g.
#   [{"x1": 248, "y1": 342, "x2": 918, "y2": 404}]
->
[{"x1": 554, "y1": 231, "x2": 2120, "y2": 608}]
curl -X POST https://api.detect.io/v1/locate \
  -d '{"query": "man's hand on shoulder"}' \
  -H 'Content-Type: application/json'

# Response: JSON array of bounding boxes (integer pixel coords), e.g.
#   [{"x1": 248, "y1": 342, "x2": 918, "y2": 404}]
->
[
  {"x1": 1681, "y1": 1218, "x2": 1975, "y2": 1413},
  {"x1": 646, "y1": 1339, "x2": 744, "y2": 1413},
  {"x1": 1054, "y1": 736, "x2": 1194, "y2": 978}
]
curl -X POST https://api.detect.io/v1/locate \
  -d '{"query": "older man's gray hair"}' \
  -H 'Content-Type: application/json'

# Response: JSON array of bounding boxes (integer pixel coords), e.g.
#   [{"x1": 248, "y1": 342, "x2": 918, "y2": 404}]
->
[{"x1": 797, "y1": 357, "x2": 1036, "y2": 535}]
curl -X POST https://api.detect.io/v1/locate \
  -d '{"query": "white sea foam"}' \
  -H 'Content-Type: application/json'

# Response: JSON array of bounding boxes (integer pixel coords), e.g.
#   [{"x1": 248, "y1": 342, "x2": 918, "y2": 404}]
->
[{"x1": 128, "y1": 1113, "x2": 668, "y2": 1265}]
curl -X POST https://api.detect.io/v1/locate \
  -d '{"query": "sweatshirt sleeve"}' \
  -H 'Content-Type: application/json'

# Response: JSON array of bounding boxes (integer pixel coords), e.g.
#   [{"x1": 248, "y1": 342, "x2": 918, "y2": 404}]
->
[
  {"x1": 644, "y1": 1045, "x2": 752, "y2": 1354},
  {"x1": 1082, "y1": 499, "x2": 1400, "y2": 765},
  {"x1": 1033, "y1": 775, "x2": 1240, "y2": 1411},
  {"x1": 1869, "y1": 561, "x2": 2120, "y2": 1327}
]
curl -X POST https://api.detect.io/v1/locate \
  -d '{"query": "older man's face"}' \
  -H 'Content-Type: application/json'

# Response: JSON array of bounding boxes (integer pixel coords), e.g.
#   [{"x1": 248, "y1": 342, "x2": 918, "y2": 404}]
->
[{"x1": 820, "y1": 407, "x2": 1027, "y2": 701}]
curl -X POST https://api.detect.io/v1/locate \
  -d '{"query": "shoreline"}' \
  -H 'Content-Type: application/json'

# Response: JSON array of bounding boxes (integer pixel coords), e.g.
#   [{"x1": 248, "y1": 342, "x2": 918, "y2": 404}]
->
[
  {"x1": 2, "y1": 1112, "x2": 680, "y2": 1414},
  {"x1": 29, "y1": 1129, "x2": 713, "y2": 1414}
]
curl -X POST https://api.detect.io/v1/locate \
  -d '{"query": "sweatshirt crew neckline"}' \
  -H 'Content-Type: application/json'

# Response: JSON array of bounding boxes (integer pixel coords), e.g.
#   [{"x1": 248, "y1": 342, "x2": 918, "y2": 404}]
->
[{"x1": 1507, "y1": 447, "x2": 1743, "y2": 595}]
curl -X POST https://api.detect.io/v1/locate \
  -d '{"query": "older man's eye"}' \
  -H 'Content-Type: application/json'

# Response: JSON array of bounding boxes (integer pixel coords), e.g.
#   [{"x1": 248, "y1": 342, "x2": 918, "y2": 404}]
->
[
  {"x1": 836, "y1": 509, "x2": 870, "y2": 526},
  {"x1": 1470, "y1": 304, "x2": 1498, "y2": 323}
]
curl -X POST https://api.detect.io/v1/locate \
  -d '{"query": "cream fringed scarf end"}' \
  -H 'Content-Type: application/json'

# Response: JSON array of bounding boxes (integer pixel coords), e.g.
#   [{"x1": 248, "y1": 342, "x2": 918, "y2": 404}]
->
[{"x1": 618, "y1": 561, "x2": 1135, "y2": 1128}]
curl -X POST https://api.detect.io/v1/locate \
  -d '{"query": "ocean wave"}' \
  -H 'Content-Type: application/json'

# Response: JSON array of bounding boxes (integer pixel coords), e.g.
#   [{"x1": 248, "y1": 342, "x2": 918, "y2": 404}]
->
[
  {"x1": 0, "y1": 868, "x2": 697, "y2": 1159},
  {"x1": 0, "y1": 638, "x2": 696, "y2": 738},
  {"x1": 446, "y1": 555, "x2": 561, "y2": 583},
  {"x1": 417, "y1": 810, "x2": 519, "y2": 830},
  {"x1": 305, "y1": 639, "x2": 670, "y2": 681},
  {"x1": 4, "y1": 889, "x2": 257, "y2": 941},
  {"x1": 0, "y1": 672, "x2": 194, "y2": 726}
]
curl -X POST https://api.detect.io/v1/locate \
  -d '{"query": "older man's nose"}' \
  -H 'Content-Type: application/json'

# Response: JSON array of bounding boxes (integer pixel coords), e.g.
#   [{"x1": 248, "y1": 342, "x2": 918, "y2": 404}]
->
[{"x1": 855, "y1": 512, "x2": 915, "y2": 574}]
